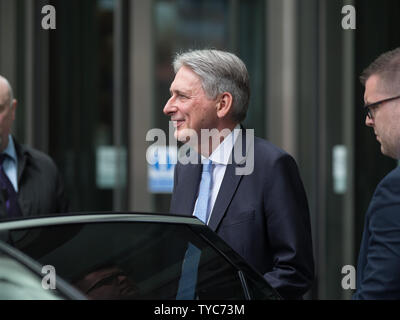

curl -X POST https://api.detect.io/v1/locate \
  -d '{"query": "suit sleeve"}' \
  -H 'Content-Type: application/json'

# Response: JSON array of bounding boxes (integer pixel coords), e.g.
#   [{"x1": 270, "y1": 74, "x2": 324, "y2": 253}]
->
[
  {"x1": 263, "y1": 154, "x2": 315, "y2": 299},
  {"x1": 353, "y1": 177, "x2": 400, "y2": 300}
]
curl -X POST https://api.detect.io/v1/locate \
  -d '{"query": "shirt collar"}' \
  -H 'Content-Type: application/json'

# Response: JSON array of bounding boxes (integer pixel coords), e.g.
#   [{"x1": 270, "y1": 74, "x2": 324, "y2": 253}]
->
[
  {"x1": 203, "y1": 124, "x2": 240, "y2": 166},
  {"x1": 3, "y1": 135, "x2": 18, "y2": 163}
]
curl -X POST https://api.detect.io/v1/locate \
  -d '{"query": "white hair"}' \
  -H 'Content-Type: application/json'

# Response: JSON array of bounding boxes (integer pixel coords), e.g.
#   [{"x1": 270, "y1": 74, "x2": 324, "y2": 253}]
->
[{"x1": 173, "y1": 49, "x2": 250, "y2": 123}]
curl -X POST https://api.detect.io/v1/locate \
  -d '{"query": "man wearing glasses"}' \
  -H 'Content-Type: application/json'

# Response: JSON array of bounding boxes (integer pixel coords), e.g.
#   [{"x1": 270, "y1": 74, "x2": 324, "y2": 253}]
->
[{"x1": 353, "y1": 47, "x2": 400, "y2": 299}]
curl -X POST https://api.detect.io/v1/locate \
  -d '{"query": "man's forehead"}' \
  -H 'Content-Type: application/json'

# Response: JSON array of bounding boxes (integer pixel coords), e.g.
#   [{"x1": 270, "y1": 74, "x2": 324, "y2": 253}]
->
[
  {"x1": 172, "y1": 66, "x2": 202, "y2": 86},
  {"x1": 365, "y1": 74, "x2": 381, "y2": 87},
  {"x1": 364, "y1": 75, "x2": 386, "y2": 101}
]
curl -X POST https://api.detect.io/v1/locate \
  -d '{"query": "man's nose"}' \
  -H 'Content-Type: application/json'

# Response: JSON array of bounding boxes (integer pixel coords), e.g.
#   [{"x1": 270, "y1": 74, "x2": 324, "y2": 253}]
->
[
  {"x1": 163, "y1": 97, "x2": 175, "y2": 116},
  {"x1": 365, "y1": 115, "x2": 374, "y2": 127}
]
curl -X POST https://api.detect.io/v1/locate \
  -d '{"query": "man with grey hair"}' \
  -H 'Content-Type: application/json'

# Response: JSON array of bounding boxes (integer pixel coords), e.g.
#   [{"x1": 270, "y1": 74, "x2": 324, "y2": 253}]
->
[
  {"x1": 164, "y1": 49, "x2": 314, "y2": 299},
  {"x1": 353, "y1": 47, "x2": 400, "y2": 299},
  {"x1": 0, "y1": 75, "x2": 68, "y2": 220}
]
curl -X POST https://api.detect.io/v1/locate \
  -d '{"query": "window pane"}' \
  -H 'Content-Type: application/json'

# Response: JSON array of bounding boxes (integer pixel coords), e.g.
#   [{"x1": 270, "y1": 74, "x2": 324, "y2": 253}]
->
[
  {"x1": 49, "y1": 0, "x2": 128, "y2": 212},
  {"x1": 8, "y1": 222, "x2": 245, "y2": 300},
  {"x1": 0, "y1": 252, "x2": 62, "y2": 300}
]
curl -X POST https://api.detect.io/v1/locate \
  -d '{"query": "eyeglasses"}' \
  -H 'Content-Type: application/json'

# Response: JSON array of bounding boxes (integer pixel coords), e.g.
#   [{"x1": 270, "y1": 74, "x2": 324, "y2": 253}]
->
[{"x1": 364, "y1": 95, "x2": 400, "y2": 120}]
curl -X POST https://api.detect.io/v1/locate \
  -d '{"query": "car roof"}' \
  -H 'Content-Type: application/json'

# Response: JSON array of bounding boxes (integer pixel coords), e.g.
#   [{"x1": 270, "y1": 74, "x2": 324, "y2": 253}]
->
[{"x1": 0, "y1": 212, "x2": 204, "y2": 230}]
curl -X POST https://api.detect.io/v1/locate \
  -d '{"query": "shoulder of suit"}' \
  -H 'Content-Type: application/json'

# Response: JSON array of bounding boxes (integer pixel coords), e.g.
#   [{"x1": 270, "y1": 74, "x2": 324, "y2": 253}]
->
[
  {"x1": 375, "y1": 166, "x2": 400, "y2": 192},
  {"x1": 253, "y1": 136, "x2": 295, "y2": 163},
  {"x1": 368, "y1": 166, "x2": 400, "y2": 218},
  {"x1": 173, "y1": 135, "x2": 296, "y2": 167},
  {"x1": 16, "y1": 142, "x2": 58, "y2": 172}
]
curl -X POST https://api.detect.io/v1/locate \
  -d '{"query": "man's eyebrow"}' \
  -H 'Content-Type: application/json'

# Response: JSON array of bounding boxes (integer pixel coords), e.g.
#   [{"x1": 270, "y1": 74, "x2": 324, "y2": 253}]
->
[
  {"x1": 170, "y1": 89, "x2": 189, "y2": 96},
  {"x1": 364, "y1": 99, "x2": 381, "y2": 107}
]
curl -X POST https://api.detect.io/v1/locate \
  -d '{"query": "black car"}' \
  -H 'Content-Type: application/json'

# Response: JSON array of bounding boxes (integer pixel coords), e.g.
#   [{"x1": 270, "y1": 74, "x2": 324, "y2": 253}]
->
[{"x1": 0, "y1": 213, "x2": 280, "y2": 300}]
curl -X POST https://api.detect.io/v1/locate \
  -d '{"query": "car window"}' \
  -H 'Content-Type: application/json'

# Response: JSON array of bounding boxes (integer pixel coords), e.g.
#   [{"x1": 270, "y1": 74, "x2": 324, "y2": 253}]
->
[{"x1": 6, "y1": 222, "x2": 246, "y2": 300}]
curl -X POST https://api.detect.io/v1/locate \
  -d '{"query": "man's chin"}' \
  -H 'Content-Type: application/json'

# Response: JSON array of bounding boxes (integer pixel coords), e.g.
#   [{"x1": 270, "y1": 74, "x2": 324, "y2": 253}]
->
[
  {"x1": 381, "y1": 145, "x2": 398, "y2": 160},
  {"x1": 380, "y1": 144, "x2": 386, "y2": 156},
  {"x1": 175, "y1": 128, "x2": 197, "y2": 144}
]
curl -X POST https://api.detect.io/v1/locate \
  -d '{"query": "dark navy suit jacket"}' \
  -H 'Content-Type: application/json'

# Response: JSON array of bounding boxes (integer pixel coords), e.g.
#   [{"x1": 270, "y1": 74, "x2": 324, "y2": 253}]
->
[
  {"x1": 170, "y1": 131, "x2": 315, "y2": 299},
  {"x1": 0, "y1": 137, "x2": 68, "y2": 219},
  {"x1": 353, "y1": 166, "x2": 400, "y2": 299}
]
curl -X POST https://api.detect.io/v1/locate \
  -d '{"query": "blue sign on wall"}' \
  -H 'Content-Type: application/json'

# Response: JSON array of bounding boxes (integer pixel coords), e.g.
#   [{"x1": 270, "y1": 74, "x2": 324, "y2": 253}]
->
[{"x1": 147, "y1": 146, "x2": 177, "y2": 193}]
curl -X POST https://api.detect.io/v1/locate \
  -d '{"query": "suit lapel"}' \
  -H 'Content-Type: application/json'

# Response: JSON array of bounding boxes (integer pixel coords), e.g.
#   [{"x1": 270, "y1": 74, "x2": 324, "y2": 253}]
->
[
  {"x1": 174, "y1": 163, "x2": 202, "y2": 216},
  {"x1": 13, "y1": 137, "x2": 28, "y2": 184},
  {"x1": 208, "y1": 129, "x2": 250, "y2": 231},
  {"x1": 208, "y1": 163, "x2": 243, "y2": 231}
]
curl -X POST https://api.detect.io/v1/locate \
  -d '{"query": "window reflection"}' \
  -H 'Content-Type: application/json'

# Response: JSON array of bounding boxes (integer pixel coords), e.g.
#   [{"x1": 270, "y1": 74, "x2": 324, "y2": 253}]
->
[
  {"x1": 73, "y1": 265, "x2": 140, "y2": 300},
  {"x1": 9, "y1": 222, "x2": 247, "y2": 300}
]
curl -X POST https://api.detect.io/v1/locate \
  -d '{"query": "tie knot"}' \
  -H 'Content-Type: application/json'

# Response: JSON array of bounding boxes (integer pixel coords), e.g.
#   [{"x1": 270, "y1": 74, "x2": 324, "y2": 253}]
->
[{"x1": 202, "y1": 159, "x2": 212, "y2": 172}]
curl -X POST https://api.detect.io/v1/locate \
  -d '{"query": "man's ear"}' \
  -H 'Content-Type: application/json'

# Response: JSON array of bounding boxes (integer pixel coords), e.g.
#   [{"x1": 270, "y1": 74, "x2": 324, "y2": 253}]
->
[
  {"x1": 216, "y1": 92, "x2": 233, "y2": 119},
  {"x1": 11, "y1": 99, "x2": 17, "y2": 121}
]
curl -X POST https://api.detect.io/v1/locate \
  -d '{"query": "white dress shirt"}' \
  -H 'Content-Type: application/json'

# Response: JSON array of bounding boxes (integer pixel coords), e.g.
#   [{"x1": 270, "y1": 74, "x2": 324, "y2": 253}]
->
[{"x1": 192, "y1": 124, "x2": 241, "y2": 224}]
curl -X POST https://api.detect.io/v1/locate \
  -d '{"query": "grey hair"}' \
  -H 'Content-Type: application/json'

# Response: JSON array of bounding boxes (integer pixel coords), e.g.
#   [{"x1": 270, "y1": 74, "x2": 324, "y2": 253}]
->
[
  {"x1": 0, "y1": 75, "x2": 14, "y2": 107},
  {"x1": 360, "y1": 47, "x2": 400, "y2": 93},
  {"x1": 173, "y1": 49, "x2": 250, "y2": 123}
]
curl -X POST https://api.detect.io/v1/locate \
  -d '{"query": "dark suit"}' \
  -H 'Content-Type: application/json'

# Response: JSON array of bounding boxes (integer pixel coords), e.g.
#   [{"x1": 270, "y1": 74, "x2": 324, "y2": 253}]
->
[
  {"x1": 353, "y1": 166, "x2": 400, "y2": 299},
  {"x1": 170, "y1": 131, "x2": 314, "y2": 299},
  {"x1": 0, "y1": 137, "x2": 68, "y2": 219}
]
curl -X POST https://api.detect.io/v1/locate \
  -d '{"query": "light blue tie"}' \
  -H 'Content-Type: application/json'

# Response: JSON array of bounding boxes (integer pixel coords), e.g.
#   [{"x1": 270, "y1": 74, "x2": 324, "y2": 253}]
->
[
  {"x1": 176, "y1": 160, "x2": 213, "y2": 300},
  {"x1": 193, "y1": 159, "x2": 213, "y2": 224},
  {"x1": 176, "y1": 243, "x2": 201, "y2": 300}
]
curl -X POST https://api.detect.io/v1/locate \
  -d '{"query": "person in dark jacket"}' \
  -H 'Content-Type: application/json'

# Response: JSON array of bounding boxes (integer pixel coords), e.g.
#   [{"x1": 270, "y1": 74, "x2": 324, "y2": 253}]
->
[
  {"x1": 0, "y1": 75, "x2": 68, "y2": 219},
  {"x1": 353, "y1": 47, "x2": 400, "y2": 299},
  {"x1": 164, "y1": 49, "x2": 314, "y2": 299}
]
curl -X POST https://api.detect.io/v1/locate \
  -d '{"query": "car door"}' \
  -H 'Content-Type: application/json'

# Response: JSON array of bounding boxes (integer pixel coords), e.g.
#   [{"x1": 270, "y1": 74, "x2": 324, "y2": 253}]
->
[{"x1": 0, "y1": 214, "x2": 280, "y2": 300}]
